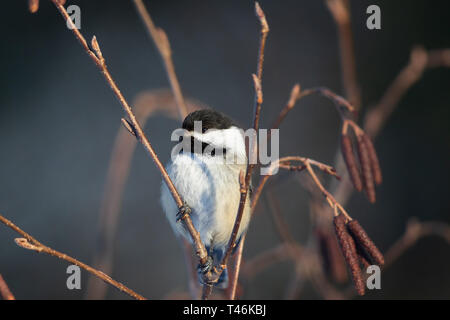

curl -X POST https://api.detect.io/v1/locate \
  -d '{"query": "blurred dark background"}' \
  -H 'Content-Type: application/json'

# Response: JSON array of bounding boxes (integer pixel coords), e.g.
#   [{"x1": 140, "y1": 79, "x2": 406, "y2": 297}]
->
[{"x1": 0, "y1": 0, "x2": 449, "y2": 299}]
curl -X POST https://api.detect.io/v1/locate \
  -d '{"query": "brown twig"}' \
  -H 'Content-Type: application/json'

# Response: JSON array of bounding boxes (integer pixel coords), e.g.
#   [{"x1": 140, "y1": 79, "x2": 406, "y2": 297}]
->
[
  {"x1": 0, "y1": 274, "x2": 15, "y2": 300},
  {"x1": 305, "y1": 2, "x2": 450, "y2": 297},
  {"x1": 0, "y1": 214, "x2": 145, "y2": 300},
  {"x1": 132, "y1": 0, "x2": 188, "y2": 120},
  {"x1": 384, "y1": 218, "x2": 450, "y2": 267},
  {"x1": 202, "y1": 2, "x2": 269, "y2": 300},
  {"x1": 266, "y1": 192, "x2": 297, "y2": 245},
  {"x1": 240, "y1": 243, "x2": 299, "y2": 279},
  {"x1": 271, "y1": 86, "x2": 355, "y2": 133},
  {"x1": 49, "y1": 0, "x2": 210, "y2": 273},
  {"x1": 252, "y1": 156, "x2": 340, "y2": 214},
  {"x1": 364, "y1": 47, "x2": 450, "y2": 137},
  {"x1": 86, "y1": 90, "x2": 201, "y2": 299},
  {"x1": 326, "y1": 0, "x2": 361, "y2": 109},
  {"x1": 28, "y1": 0, "x2": 39, "y2": 13},
  {"x1": 226, "y1": 238, "x2": 244, "y2": 300},
  {"x1": 255, "y1": 1, "x2": 269, "y2": 81}
]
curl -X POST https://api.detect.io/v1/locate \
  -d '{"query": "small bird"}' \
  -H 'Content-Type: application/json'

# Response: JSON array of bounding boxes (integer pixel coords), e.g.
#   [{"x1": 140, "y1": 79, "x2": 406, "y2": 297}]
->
[{"x1": 160, "y1": 109, "x2": 251, "y2": 288}]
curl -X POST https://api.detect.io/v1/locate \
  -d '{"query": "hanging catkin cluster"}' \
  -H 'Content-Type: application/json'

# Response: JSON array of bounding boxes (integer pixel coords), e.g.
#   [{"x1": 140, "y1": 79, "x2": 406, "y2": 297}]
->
[{"x1": 333, "y1": 214, "x2": 384, "y2": 295}]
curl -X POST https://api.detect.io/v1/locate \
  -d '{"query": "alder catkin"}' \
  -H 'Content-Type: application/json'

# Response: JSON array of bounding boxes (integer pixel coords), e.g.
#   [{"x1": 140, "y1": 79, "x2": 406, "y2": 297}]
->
[
  {"x1": 361, "y1": 134, "x2": 383, "y2": 185},
  {"x1": 333, "y1": 215, "x2": 365, "y2": 295},
  {"x1": 356, "y1": 135, "x2": 376, "y2": 203},
  {"x1": 341, "y1": 135, "x2": 363, "y2": 192},
  {"x1": 347, "y1": 220, "x2": 385, "y2": 266},
  {"x1": 316, "y1": 228, "x2": 348, "y2": 283}
]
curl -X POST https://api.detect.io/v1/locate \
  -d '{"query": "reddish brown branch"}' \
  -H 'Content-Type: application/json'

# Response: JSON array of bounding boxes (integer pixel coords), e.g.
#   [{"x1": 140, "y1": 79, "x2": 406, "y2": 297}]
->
[
  {"x1": 384, "y1": 218, "x2": 450, "y2": 267},
  {"x1": 255, "y1": 2, "x2": 269, "y2": 81},
  {"x1": 28, "y1": 0, "x2": 39, "y2": 13},
  {"x1": 203, "y1": 2, "x2": 269, "y2": 300},
  {"x1": 86, "y1": 90, "x2": 201, "y2": 299},
  {"x1": 252, "y1": 156, "x2": 340, "y2": 215},
  {"x1": 364, "y1": 47, "x2": 450, "y2": 137},
  {"x1": 226, "y1": 238, "x2": 245, "y2": 300},
  {"x1": 0, "y1": 274, "x2": 15, "y2": 300},
  {"x1": 0, "y1": 213, "x2": 145, "y2": 300},
  {"x1": 326, "y1": 0, "x2": 361, "y2": 109},
  {"x1": 271, "y1": 86, "x2": 355, "y2": 133},
  {"x1": 49, "y1": 0, "x2": 210, "y2": 273},
  {"x1": 132, "y1": 0, "x2": 189, "y2": 120},
  {"x1": 241, "y1": 243, "x2": 300, "y2": 279}
]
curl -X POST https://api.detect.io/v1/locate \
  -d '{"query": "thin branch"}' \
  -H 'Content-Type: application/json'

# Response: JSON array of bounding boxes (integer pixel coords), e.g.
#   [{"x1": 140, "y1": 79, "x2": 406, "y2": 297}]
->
[
  {"x1": 0, "y1": 274, "x2": 15, "y2": 300},
  {"x1": 251, "y1": 175, "x2": 271, "y2": 213},
  {"x1": 226, "y1": 238, "x2": 244, "y2": 300},
  {"x1": 49, "y1": 0, "x2": 209, "y2": 269},
  {"x1": 86, "y1": 90, "x2": 201, "y2": 299},
  {"x1": 240, "y1": 242, "x2": 302, "y2": 280},
  {"x1": 255, "y1": 1, "x2": 270, "y2": 81},
  {"x1": 132, "y1": 0, "x2": 188, "y2": 120},
  {"x1": 384, "y1": 218, "x2": 450, "y2": 267},
  {"x1": 200, "y1": 2, "x2": 269, "y2": 300},
  {"x1": 326, "y1": 0, "x2": 361, "y2": 109},
  {"x1": 271, "y1": 84, "x2": 301, "y2": 130},
  {"x1": 266, "y1": 192, "x2": 297, "y2": 245},
  {"x1": 251, "y1": 156, "x2": 340, "y2": 214},
  {"x1": 200, "y1": 2, "x2": 269, "y2": 299},
  {"x1": 271, "y1": 86, "x2": 355, "y2": 133},
  {"x1": 0, "y1": 213, "x2": 145, "y2": 300},
  {"x1": 28, "y1": 0, "x2": 40, "y2": 13},
  {"x1": 364, "y1": 47, "x2": 450, "y2": 137},
  {"x1": 301, "y1": 3, "x2": 450, "y2": 297}
]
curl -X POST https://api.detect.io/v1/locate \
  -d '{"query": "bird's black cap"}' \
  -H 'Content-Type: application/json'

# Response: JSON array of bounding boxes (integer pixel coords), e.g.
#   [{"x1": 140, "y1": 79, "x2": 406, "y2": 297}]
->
[{"x1": 182, "y1": 109, "x2": 235, "y2": 132}]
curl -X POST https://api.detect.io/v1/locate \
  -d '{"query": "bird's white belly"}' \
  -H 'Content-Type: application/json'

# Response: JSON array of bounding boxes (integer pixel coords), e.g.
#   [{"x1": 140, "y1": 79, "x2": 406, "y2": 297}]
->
[{"x1": 160, "y1": 153, "x2": 251, "y2": 249}]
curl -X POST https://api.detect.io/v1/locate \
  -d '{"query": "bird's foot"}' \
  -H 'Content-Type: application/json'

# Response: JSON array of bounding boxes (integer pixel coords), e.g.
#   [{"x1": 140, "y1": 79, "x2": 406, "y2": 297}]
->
[
  {"x1": 176, "y1": 202, "x2": 192, "y2": 222},
  {"x1": 197, "y1": 256, "x2": 214, "y2": 275}
]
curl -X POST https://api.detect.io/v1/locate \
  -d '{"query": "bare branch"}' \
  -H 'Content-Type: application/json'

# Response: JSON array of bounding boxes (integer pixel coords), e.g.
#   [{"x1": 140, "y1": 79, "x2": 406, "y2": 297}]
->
[
  {"x1": 0, "y1": 214, "x2": 145, "y2": 300},
  {"x1": 50, "y1": 0, "x2": 209, "y2": 268},
  {"x1": 384, "y1": 218, "x2": 450, "y2": 267},
  {"x1": 255, "y1": 1, "x2": 270, "y2": 80},
  {"x1": 226, "y1": 238, "x2": 245, "y2": 300},
  {"x1": 0, "y1": 274, "x2": 15, "y2": 300},
  {"x1": 271, "y1": 86, "x2": 356, "y2": 133},
  {"x1": 86, "y1": 90, "x2": 201, "y2": 299},
  {"x1": 241, "y1": 243, "x2": 302, "y2": 279},
  {"x1": 365, "y1": 47, "x2": 450, "y2": 137},
  {"x1": 251, "y1": 156, "x2": 342, "y2": 217},
  {"x1": 132, "y1": 0, "x2": 189, "y2": 120},
  {"x1": 28, "y1": 0, "x2": 39, "y2": 13},
  {"x1": 202, "y1": 2, "x2": 269, "y2": 299},
  {"x1": 326, "y1": 0, "x2": 361, "y2": 109}
]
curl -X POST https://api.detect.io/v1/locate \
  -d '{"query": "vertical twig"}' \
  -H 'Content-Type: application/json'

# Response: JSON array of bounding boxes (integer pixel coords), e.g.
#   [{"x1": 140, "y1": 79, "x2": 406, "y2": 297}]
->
[
  {"x1": 86, "y1": 91, "x2": 200, "y2": 299},
  {"x1": 0, "y1": 274, "x2": 15, "y2": 300},
  {"x1": 203, "y1": 2, "x2": 269, "y2": 300},
  {"x1": 133, "y1": 0, "x2": 188, "y2": 120},
  {"x1": 49, "y1": 0, "x2": 210, "y2": 280},
  {"x1": 326, "y1": 0, "x2": 361, "y2": 109}
]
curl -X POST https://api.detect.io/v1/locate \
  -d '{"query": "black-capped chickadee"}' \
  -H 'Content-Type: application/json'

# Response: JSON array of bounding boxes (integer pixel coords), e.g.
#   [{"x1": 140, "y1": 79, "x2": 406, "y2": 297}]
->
[{"x1": 160, "y1": 109, "x2": 251, "y2": 288}]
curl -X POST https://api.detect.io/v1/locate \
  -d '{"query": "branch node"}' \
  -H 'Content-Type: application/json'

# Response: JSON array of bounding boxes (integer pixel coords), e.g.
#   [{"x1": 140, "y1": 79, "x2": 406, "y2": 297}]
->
[{"x1": 121, "y1": 118, "x2": 137, "y2": 137}]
